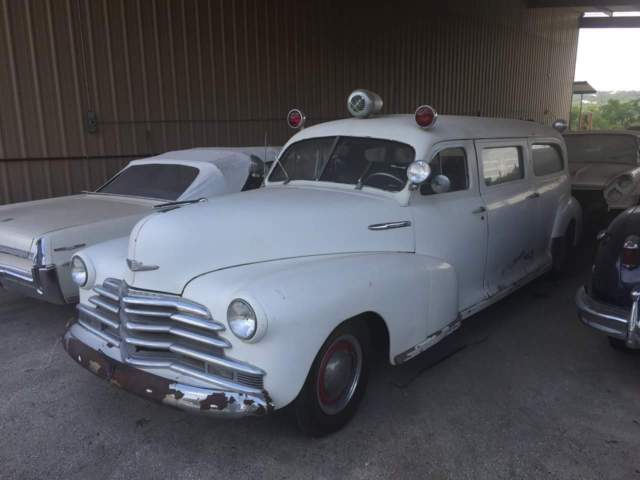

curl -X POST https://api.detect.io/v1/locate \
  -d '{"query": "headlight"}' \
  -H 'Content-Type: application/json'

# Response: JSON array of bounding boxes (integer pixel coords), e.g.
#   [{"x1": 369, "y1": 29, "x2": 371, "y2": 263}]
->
[
  {"x1": 227, "y1": 299, "x2": 257, "y2": 340},
  {"x1": 70, "y1": 256, "x2": 88, "y2": 287},
  {"x1": 617, "y1": 174, "x2": 634, "y2": 192}
]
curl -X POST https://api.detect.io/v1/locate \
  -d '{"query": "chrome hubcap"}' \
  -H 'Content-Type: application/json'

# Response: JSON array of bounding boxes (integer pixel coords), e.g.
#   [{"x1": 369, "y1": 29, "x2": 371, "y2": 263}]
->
[{"x1": 317, "y1": 334, "x2": 362, "y2": 415}]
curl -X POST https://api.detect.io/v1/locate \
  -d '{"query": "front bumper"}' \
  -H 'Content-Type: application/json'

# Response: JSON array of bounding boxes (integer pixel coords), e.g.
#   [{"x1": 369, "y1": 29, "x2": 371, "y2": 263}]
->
[
  {"x1": 576, "y1": 286, "x2": 640, "y2": 348},
  {"x1": 62, "y1": 327, "x2": 273, "y2": 417},
  {"x1": 0, "y1": 263, "x2": 67, "y2": 304}
]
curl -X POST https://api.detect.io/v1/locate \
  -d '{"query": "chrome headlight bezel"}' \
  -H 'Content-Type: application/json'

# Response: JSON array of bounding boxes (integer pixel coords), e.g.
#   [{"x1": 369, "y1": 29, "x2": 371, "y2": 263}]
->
[
  {"x1": 227, "y1": 298, "x2": 258, "y2": 341},
  {"x1": 70, "y1": 255, "x2": 88, "y2": 287}
]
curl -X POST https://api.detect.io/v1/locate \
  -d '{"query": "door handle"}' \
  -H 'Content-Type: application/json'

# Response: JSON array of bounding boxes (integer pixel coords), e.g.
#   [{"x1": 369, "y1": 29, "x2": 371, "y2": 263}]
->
[
  {"x1": 472, "y1": 206, "x2": 486, "y2": 214},
  {"x1": 527, "y1": 192, "x2": 540, "y2": 200}
]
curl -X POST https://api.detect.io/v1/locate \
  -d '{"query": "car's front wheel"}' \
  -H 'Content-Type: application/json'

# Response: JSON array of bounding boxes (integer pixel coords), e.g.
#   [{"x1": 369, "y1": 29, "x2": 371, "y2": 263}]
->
[{"x1": 294, "y1": 321, "x2": 370, "y2": 436}]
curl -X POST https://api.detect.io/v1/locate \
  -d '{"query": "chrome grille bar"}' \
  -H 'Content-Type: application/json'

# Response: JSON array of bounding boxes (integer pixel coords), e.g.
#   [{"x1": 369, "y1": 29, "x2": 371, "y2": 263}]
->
[
  {"x1": 76, "y1": 278, "x2": 264, "y2": 391},
  {"x1": 78, "y1": 303, "x2": 119, "y2": 330},
  {"x1": 123, "y1": 321, "x2": 231, "y2": 348}
]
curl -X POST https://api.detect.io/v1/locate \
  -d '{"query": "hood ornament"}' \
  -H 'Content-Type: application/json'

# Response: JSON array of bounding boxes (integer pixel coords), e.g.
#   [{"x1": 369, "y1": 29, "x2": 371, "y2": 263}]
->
[{"x1": 127, "y1": 258, "x2": 159, "y2": 272}]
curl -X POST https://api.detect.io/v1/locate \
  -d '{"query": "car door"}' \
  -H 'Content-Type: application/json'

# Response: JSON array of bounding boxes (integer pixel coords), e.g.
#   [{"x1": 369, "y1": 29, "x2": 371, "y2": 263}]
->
[
  {"x1": 410, "y1": 140, "x2": 488, "y2": 315},
  {"x1": 476, "y1": 139, "x2": 537, "y2": 297},
  {"x1": 528, "y1": 139, "x2": 568, "y2": 272}
]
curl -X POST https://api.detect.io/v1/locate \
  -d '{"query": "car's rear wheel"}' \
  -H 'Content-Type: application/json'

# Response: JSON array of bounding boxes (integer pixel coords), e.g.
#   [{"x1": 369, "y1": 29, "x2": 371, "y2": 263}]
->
[{"x1": 294, "y1": 321, "x2": 370, "y2": 436}]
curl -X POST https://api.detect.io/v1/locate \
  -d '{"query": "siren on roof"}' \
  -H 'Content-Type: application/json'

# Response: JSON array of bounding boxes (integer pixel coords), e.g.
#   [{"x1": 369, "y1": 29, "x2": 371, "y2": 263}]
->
[
  {"x1": 347, "y1": 90, "x2": 383, "y2": 118},
  {"x1": 287, "y1": 109, "x2": 306, "y2": 129},
  {"x1": 552, "y1": 119, "x2": 568, "y2": 133},
  {"x1": 415, "y1": 105, "x2": 438, "y2": 129}
]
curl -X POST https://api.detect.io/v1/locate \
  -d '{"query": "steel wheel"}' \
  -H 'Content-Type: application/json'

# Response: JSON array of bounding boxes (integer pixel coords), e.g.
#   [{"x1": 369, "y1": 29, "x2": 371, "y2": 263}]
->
[{"x1": 316, "y1": 334, "x2": 363, "y2": 415}]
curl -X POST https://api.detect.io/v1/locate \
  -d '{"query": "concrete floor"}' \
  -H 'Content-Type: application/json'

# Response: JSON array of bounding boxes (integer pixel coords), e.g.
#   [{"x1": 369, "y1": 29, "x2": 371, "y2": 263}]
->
[{"x1": 1, "y1": 247, "x2": 640, "y2": 480}]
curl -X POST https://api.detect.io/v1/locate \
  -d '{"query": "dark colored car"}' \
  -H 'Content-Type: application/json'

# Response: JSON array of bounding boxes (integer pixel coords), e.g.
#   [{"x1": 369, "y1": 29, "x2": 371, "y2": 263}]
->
[{"x1": 577, "y1": 206, "x2": 640, "y2": 350}]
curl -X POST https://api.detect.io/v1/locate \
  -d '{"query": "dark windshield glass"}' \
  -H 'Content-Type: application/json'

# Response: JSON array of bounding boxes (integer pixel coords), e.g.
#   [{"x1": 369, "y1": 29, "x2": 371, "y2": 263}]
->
[
  {"x1": 98, "y1": 164, "x2": 199, "y2": 200},
  {"x1": 269, "y1": 136, "x2": 415, "y2": 192},
  {"x1": 564, "y1": 134, "x2": 639, "y2": 165}
]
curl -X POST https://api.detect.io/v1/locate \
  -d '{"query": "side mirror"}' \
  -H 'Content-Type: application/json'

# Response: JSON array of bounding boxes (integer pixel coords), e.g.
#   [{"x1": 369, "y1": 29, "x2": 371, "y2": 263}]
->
[
  {"x1": 407, "y1": 160, "x2": 431, "y2": 188},
  {"x1": 249, "y1": 156, "x2": 266, "y2": 178},
  {"x1": 430, "y1": 174, "x2": 451, "y2": 194},
  {"x1": 552, "y1": 119, "x2": 568, "y2": 133}
]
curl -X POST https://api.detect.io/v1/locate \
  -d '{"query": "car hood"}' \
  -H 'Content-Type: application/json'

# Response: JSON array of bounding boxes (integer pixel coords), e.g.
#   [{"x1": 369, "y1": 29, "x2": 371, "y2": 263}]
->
[
  {"x1": 126, "y1": 186, "x2": 414, "y2": 294},
  {"x1": 569, "y1": 162, "x2": 634, "y2": 189},
  {"x1": 0, "y1": 194, "x2": 155, "y2": 253}
]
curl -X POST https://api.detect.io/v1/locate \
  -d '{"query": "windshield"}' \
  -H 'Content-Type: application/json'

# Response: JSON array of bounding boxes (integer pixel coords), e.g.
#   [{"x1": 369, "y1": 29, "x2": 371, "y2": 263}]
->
[
  {"x1": 268, "y1": 136, "x2": 415, "y2": 192},
  {"x1": 97, "y1": 164, "x2": 199, "y2": 200},
  {"x1": 564, "y1": 134, "x2": 639, "y2": 165}
]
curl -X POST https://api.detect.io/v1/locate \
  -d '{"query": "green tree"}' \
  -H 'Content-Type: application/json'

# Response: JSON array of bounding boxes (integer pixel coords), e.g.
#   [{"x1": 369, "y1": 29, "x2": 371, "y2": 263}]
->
[{"x1": 571, "y1": 97, "x2": 640, "y2": 130}]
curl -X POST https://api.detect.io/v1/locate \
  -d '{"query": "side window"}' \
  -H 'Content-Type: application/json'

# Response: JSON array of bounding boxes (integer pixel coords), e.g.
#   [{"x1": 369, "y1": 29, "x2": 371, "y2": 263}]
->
[
  {"x1": 482, "y1": 146, "x2": 523, "y2": 186},
  {"x1": 532, "y1": 144, "x2": 564, "y2": 176},
  {"x1": 421, "y1": 147, "x2": 469, "y2": 195}
]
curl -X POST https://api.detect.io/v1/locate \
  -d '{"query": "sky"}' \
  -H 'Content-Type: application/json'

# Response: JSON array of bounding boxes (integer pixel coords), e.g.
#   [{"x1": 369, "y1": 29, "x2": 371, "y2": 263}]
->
[{"x1": 574, "y1": 28, "x2": 640, "y2": 91}]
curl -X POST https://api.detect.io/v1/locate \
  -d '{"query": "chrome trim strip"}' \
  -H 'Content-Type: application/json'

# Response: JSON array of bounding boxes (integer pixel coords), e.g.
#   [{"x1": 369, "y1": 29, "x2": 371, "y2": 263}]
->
[
  {"x1": 53, "y1": 243, "x2": 86, "y2": 252},
  {"x1": 368, "y1": 220, "x2": 412, "y2": 231},
  {"x1": 78, "y1": 303, "x2": 120, "y2": 330},
  {"x1": 93, "y1": 285, "x2": 120, "y2": 302},
  {"x1": 0, "y1": 245, "x2": 31, "y2": 259},
  {"x1": 77, "y1": 319, "x2": 121, "y2": 347},
  {"x1": 170, "y1": 312, "x2": 225, "y2": 332},
  {"x1": 123, "y1": 322, "x2": 231, "y2": 348},
  {"x1": 122, "y1": 295, "x2": 210, "y2": 317},
  {"x1": 88, "y1": 295, "x2": 120, "y2": 314},
  {"x1": 0, "y1": 265, "x2": 34, "y2": 283}
]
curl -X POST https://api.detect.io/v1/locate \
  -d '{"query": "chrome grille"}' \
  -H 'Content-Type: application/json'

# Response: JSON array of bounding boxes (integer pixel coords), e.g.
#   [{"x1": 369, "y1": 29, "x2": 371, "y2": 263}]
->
[{"x1": 77, "y1": 279, "x2": 264, "y2": 394}]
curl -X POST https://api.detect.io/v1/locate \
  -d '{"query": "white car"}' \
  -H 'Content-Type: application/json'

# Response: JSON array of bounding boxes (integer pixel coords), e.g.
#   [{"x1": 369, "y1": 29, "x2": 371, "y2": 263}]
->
[
  {"x1": 0, "y1": 147, "x2": 279, "y2": 304},
  {"x1": 64, "y1": 91, "x2": 581, "y2": 435},
  {"x1": 565, "y1": 130, "x2": 640, "y2": 211}
]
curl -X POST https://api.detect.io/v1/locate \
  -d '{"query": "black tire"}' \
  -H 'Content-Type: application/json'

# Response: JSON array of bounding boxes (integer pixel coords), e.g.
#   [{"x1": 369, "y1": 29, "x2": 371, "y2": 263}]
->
[
  {"x1": 294, "y1": 320, "x2": 371, "y2": 437},
  {"x1": 608, "y1": 336, "x2": 632, "y2": 352},
  {"x1": 552, "y1": 221, "x2": 576, "y2": 275}
]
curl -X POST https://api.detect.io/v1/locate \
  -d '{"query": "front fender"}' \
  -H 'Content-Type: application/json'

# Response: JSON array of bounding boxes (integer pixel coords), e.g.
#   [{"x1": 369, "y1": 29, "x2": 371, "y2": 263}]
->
[
  {"x1": 552, "y1": 194, "x2": 582, "y2": 246},
  {"x1": 183, "y1": 252, "x2": 458, "y2": 408},
  {"x1": 75, "y1": 236, "x2": 129, "y2": 305}
]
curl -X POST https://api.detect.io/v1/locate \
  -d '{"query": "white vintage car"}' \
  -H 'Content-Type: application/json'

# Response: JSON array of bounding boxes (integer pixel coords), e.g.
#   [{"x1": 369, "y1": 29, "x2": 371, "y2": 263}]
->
[
  {"x1": 64, "y1": 91, "x2": 581, "y2": 435},
  {"x1": 0, "y1": 147, "x2": 279, "y2": 304},
  {"x1": 565, "y1": 130, "x2": 640, "y2": 211}
]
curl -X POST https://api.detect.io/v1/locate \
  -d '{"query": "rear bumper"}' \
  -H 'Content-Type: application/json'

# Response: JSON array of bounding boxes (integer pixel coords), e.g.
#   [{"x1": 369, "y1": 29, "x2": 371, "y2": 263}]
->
[
  {"x1": 0, "y1": 263, "x2": 67, "y2": 304},
  {"x1": 576, "y1": 286, "x2": 640, "y2": 348},
  {"x1": 62, "y1": 325, "x2": 273, "y2": 417}
]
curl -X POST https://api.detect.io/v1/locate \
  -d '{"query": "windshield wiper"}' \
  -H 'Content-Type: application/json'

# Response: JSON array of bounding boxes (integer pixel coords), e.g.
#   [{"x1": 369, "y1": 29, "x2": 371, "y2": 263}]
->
[{"x1": 153, "y1": 197, "x2": 208, "y2": 209}]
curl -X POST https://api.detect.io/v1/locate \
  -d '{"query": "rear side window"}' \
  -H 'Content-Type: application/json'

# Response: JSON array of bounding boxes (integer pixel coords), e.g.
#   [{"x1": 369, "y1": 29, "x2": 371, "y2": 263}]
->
[
  {"x1": 482, "y1": 147, "x2": 523, "y2": 186},
  {"x1": 98, "y1": 164, "x2": 199, "y2": 200},
  {"x1": 421, "y1": 147, "x2": 469, "y2": 195},
  {"x1": 532, "y1": 144, "x2": 564, "y2": 176}
]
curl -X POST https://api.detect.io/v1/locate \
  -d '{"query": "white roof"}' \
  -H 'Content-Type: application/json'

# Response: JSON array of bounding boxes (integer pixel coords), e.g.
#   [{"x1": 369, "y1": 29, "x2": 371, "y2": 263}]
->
[
  {"x1": 126, "y1": 147, "x2": 281, "y2": 201},
  {"x1": 286, "y1": 115, "x2": 561, "y2": 158}
]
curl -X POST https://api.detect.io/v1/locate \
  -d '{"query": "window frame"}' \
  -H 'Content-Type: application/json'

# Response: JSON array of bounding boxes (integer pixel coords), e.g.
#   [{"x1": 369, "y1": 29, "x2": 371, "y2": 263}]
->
[
  {"x1": 476, "y1": 140, "x2": 529, "y2": 190},
  {"x1": 529, "y1": 138, "x2": 567, "y2": 178},
  {"x1": 420, "y1": 145, "x2": 470, "y2": 196}
]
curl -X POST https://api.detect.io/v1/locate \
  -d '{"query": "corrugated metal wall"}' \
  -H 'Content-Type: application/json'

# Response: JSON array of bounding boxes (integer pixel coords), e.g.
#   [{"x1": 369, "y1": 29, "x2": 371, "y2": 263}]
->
[{"x1": 0, "y1": 0, "x2": 579, "y2": 204}]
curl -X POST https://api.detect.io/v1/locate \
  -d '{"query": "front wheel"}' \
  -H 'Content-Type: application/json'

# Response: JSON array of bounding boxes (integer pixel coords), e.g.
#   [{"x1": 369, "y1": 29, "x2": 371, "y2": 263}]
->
[
  {"x1": 294, "y1": 321, "x2": 370, "y2": 436},
  {"x1": 552, "y1": 221, "x2": 576, "y2": 275}
]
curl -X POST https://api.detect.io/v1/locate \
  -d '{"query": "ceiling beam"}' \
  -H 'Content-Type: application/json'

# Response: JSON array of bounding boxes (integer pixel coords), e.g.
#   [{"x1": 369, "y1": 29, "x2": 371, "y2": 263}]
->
[{"x1": 579, "y1": 15, "x2": 640, "y2": 26}]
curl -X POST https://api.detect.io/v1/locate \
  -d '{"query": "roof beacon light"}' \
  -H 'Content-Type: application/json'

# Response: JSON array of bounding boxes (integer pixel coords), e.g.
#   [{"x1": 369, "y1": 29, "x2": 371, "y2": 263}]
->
[
  {"x1": 415, "y1": 105, "x2": 438, "y2": 129},
  {"x1": 287, "y1": 109, "x2": 306, "y2": 129},
  {"x1": 347, "y1": 89, "x2": 383, "y2": 118},
  {"x1": 552, "y1": 119, "x2": 568, "y2": 133}
]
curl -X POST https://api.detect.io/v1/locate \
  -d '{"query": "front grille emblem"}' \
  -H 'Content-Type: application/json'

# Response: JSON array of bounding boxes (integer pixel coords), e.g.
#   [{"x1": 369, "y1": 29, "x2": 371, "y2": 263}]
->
[{"x1": 126, "y1": 258, "x2": 159, "y2": 272}]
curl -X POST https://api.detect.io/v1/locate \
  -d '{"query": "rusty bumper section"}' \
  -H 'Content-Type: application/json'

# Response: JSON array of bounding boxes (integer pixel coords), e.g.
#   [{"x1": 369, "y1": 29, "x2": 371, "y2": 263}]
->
[{"x1": 63, "y1": 332, "x2": 273, "y2": 417}]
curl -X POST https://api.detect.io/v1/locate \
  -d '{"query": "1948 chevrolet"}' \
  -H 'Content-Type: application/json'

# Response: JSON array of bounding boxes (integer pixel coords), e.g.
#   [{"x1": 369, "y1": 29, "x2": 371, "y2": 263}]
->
[{"x1": 64, "y1": 91, "x2": 581, "y2": 435}]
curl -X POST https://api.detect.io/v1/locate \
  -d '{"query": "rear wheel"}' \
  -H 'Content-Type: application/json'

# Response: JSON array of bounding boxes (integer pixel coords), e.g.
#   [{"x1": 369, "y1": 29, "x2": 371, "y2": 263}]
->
[{"x1": 294, "y1": 321, "x2": 370, "y2": 436}]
